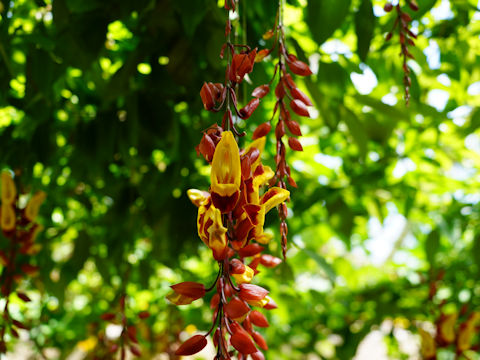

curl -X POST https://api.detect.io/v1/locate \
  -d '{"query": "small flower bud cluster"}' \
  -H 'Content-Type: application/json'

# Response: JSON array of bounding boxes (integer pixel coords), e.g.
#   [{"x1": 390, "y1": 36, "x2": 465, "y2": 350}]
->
[
  {"x1": 0, "y1": 170, "x2": 46, "y2": 353},
  {"x1": 418, "y1": 309, "x2": 480, "y2": 359},
  {"x1": 417, "y1": 272, "x2": 480, "y2": 359},
  {"x1": 384, "y1": 1, "x2": 419, "y2": 104},
  {"x1": 252, "y1": 1, "x2": 314, "y2": 258},
  {"x1": 92, "y1": 295, "x2": 150, "y2": 359}
]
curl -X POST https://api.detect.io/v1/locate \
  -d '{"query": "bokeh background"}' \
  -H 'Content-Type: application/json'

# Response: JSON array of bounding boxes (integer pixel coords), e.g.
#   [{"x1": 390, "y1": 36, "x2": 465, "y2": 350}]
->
[{"x1": 0, "y1": 0, "x2": 480, "y2": 358}]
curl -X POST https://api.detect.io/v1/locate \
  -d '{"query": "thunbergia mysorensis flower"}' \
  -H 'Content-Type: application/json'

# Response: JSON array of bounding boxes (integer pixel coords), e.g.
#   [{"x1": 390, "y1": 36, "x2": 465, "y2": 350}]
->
[
  {"x1": 416, "y1": 275, "x2": 480, "y2": 359},
  {"x1": 169, "y1": 133, "x2": 287, "y2": 358},
  {"x1": 168, "y1": 1, "x2": 305, "y2": 358},
  {"x1": 0, "y1": 170, "x2": 46, "y2": 353}
]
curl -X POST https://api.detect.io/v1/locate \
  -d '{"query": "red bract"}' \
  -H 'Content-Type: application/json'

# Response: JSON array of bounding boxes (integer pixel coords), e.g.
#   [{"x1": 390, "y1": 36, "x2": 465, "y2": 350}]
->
[
  {"x1": 239, "y1": 284, "x2": 269, "y2": 301},
  {"x1": 286, "y1": 120, "x2": 302, "y2": 136},
  {"x1": 251, "y1": 351, "x2": 265, "y2": 360},
  {"x1": 16, "y1": 292, "x2": 31, "y2": 302},
  {"x1": 239, "y1": 98, "x2": 260, "y2": 119},
  {"x1": 196, "y1": 133, "x2": 216, "y2": 162},
  {"x1": 252, "y1": 331, "x2": 268, "y2": 350},
  {"x1": 239, "y1": 243, "x2": 265, "y2": 258},
  {"x1": 130, "y1": 346, "x2": 141, "y2": 357},
  {"x1": 264, "y1": 298, "x2": 278, "y2": 310},
  {"x1": 230, "y1": 259, "x2": 246, "y2": 274},
  {"x1": 100, "y1": 313, "x2": 116, "y2": 321},
  {"x1": 20, "y1": 264, "x2": 39, "y2": 275},
  {"x1": 229, "y1": 49, "x2": 257, "y2": 83},
  {"x1": 175, "y1": 335, "x2": 208, "y2": 356},
  {"x1": 138, "y1": 311, "x2": 150, "y2": 319},
  {"x1": 200, "y1": 82, "x2": 224, "y2": 111},
  {"x1": 249, "y1": 310, "x2": 269, "y2": 327},
  {"x1": 252, "y1": 122, "x2": 271, "y2": 139},
  {"x1": 11, "y1": 320, "x2": 27, "y2": 330},
  {"x1": 252, "y1": 85, "x2": 270, "y2": 98},
  {"x1": 288, "y1": 137, "x2": 303, "y2": 151},
  {"x1": 225, "y1": 298, "x2": 250, "y2": 319},
  {"x1": 275, "y1": 81, "x2": 286, "y2": 99},
  {"x1": 290, "y1": 87, "x2": 313, "y2": 106},
  {"x1": 171, "y1": 282, "x2": 206, "y2": 299},
  {"x1": 230, "y1": 329, "x2": 258, "y2": 354},
  {"x1": 286, "y1": 58, "x2": 313, "y2": 76},
  {"x1": 210, "y1": 293, "x2": 220, "y2": 309},
  {"x1": 290, "y1": 99, "x2": 310, "y2": 117},
  {"x1": 259, "y1": 254, "x2": 282, "y2": 268},
  {"x1": 275, "y1": 120, "x2": 286, "y2": 139},
  {"x1": 255, "y1": 49, "x2": 270, "y2": 62}
]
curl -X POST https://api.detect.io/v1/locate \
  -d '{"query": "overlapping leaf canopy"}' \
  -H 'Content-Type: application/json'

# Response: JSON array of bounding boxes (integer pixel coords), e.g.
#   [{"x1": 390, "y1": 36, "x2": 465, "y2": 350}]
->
[{"x1": 0, "y1": 0, "x2": 479, "y2": 358}]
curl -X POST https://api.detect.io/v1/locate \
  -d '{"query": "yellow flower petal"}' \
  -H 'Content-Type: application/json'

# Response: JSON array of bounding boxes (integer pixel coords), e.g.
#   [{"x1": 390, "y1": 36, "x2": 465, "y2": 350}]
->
[
  {"x1": 232, "y1": 265, "x2": 254, "y2": 285},
  {"x1": 244, "y1": 136, "x2": 266, "y2": 170},
  {"x1": 187, "y1": 189, "x2": 210, "y2": 207},
  {"x1": 1, "y1": 204, "x2": 15, "y2": 231},
  {"x1": 439, "y1": 313, "x2": 457, "y2": 343},
  {"x1": 25, "y1": 191, "x2": 46, "y2": 222},
  {"x1": 261, "y1": 187, "x2": 290, "y2": 213},
  {"x1": 207, "y1": 207, "x2": 228, "y2": 260},
  {"x1": 252, "y1": 165, "x2": 274, "y2": 189},
  {"x1": 1, "y1": 171, "x2": 16, "y2": 205},
  {"x1": 211, "y1": 131, "x2": 241, "y2": 197},
  {"x1": 419, "y1": 328, "x2": 436, "y2": 358}
]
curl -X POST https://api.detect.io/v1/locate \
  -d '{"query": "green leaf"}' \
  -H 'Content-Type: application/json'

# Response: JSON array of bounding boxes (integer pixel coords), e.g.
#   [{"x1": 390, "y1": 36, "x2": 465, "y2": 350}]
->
[
  {"x1": 425, "y1": 229, "x2": 440, "y2": 267},
  {"x1": 342, "y1": 106, "x2": 368, "y2": 158},
  {"x1": 352, "y1": 94, "x2": 408, "y2": 120},
  {"x1": 65, "y1": 0, "x2": 102, "y2": 13},
  {"x1": 354, "y1": 0, "x2": 375, "y2": 62},
  {"x1": 306, "y1": 0, "x2": 352, "y2": 45},
  {"x1": 293, "y1": 240, "x2": 337, "y2": 284},
  {"x1": 473, "y1": 234, "x2": 480, "y2": 272}
]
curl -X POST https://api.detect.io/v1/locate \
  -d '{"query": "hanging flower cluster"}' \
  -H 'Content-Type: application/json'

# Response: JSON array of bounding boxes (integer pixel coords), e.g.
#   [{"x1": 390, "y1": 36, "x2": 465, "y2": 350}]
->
[
  {"x1": 167, "y1": 0, "x2": 309, "y2": 358},
  {"x1": 384, "y1": 0, "x2": 419, "y2": 104},
  {"x1": 251, "y1": 0, "x2": 314, "y2": 257},
  {"x1": 169, "y1": 131, "x2": 287, "y2": 358},
  {"x1": 418, "y1": 309, "x2": 480, "y2": 359},
  {"x1": 0, "y1": 171, "x2": 46, "y2": 353},
  {"x1": 416, "y1": 272, "x2": 480, "y2": 359},
  {"x1": 89, "y1": 295, "x2": 150, "y2": 359}
]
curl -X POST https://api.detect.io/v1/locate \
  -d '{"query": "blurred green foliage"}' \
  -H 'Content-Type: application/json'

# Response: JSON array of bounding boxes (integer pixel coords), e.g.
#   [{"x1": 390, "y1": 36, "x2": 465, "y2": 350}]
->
[{"x1": 0, "y1": 0, "x2": 479, "y2": 358}]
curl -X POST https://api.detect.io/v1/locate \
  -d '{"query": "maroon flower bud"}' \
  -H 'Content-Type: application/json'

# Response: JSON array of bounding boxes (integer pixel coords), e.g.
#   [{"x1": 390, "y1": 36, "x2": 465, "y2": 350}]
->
[
  {"x1": 275, "y1": 120, "x2": 285, "y2": 140},
  {"x1": 175, "y1": 335, "x2": 208, "y2": 356},
  {"x1": 288, "y1": 137, "x2": 303, "y2": 151},
  {"x1": 290, "y1": 87, "x2": 313, "y2": 106},
  {"x1": 225, "y1": 298, "x2": 250, "y2": 319},
  {"x1": 100, "y1": 313, "x2": 116, "y2": 321},
  {"x1": 259, "y1": 254, "x2": 282, "y2": 268},
  {"x1": 253, "y1": 122, "x2": 271, "y2": 139},
  {"x1": 230, "y1": 329, "x2": 257, "y2": 354},
  {"x1": 252, "y1": 85, "x2": 270, "y2": 99},
  {"x1": 286, "y1": 59, "x2": 313, "y2": 76},
  {"x1": 290, "y1": 99, "x2": 310, "y2": 117},
  {"x1": 170, "y1": 282, "x2": 206, "y2": 299},
  {"x1": 249, "y1": 310, "x2": 269, "y2": 327},
  {"x1": 239, "y1": 284, "x2": 269, "y2": 301},
  {"x1": 239, "y1": 98, "x2": 260, "y2": 119},
  {"x1": 286, "y1": 120, "x2": 302, "y2": 136},
  {"x1": 230, "y1": 259, "x2": 246, "y2": 274},
  {"x1": 239, "y1": 243, "x2": 264, "y2": 258},
  {"x1": 252, "y1": 331, "x2": 268, "y2": 350}
]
